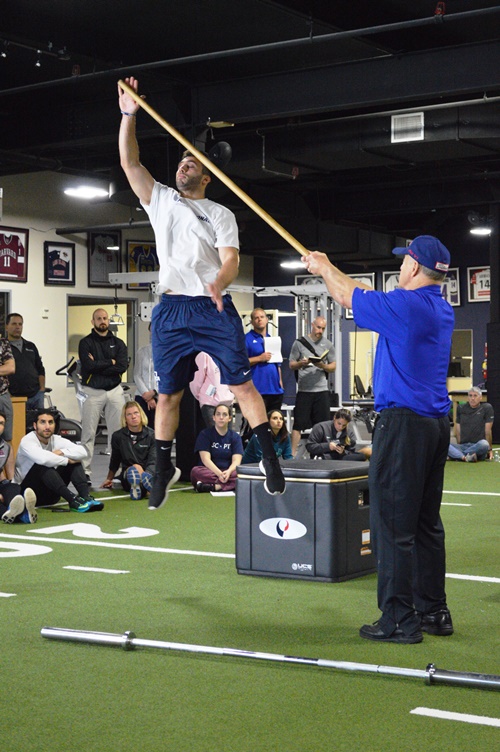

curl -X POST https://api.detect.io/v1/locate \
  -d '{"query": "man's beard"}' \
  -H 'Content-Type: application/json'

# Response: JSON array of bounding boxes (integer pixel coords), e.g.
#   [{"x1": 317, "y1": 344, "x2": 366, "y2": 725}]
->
[{"x1": 176, "y1": 173, "x2": 203, "y2": 193}]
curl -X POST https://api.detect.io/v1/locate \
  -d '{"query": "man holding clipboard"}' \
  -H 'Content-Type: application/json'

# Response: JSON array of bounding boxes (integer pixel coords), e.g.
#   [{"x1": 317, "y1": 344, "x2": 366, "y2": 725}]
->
[
  {"x1": 289, "y1": 317, "x2": 336, "y2": 456},
  {"x1": 245, "y1": 308, "x2": 284, "y2": 413}
]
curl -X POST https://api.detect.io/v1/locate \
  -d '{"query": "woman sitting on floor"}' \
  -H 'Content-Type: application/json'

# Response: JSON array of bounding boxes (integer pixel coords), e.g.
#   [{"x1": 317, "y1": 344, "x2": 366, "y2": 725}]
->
[
  {"x1": 306, "y1": 408, "x2": 371, "y2": 461},
  {"x1": 242, "y1": 409, "x2": 293, "y2": 464},
  {"x1": 0, "y1": 407, "x2": 37, "y2": 524},
  {"x1": 190, "y1": 403, "x2": 243, "y2": 493},
  {"x1": 101, "y1": 401, "x2": 156, "y2": 499}
]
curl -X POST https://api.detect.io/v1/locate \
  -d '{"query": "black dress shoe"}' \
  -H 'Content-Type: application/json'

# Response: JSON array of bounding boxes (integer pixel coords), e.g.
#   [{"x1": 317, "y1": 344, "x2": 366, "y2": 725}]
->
[
  {"x1": 359, "y1": 622, "x2": 423, "y2": 644},
  {"x1": 420, "y1": 608, "x2": 454, "y2": 636}
]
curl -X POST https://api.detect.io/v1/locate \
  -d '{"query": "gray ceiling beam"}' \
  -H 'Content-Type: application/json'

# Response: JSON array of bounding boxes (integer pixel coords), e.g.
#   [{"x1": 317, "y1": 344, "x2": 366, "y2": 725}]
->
[{"x1": 193, "y1": 40, "x2": 500, "y2": 124}]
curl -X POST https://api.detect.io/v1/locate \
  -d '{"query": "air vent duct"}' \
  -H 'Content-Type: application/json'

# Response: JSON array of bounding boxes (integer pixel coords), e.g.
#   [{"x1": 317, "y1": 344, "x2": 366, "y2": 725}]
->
[{"x1": 391, "y1": 112, "x2": 424, "y2": 143}]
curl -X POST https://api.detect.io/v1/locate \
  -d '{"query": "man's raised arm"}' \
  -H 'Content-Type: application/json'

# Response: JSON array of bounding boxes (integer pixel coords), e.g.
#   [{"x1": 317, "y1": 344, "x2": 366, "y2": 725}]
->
[{"x1": 118, "y1": 77, "x2": 154, "y2": 206}]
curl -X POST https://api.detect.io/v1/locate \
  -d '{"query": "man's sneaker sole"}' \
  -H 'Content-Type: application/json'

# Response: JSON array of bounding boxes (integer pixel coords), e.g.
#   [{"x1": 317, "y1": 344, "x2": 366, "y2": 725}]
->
[
  {"x1": 1, "y1": 494, "x2": 25, "y2": 524},
  {"x1": 148, "y1": 467, "x2": 181, "y2": 510},
  {"x1": 24, "y1": 488, "x2": 38, "y2": 523}
]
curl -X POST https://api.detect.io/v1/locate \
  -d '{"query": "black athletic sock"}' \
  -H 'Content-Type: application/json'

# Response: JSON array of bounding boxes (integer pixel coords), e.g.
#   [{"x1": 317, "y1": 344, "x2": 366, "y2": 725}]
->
[
  {"x1": 155, "y1": 440, "x2": 174, "y2": 473},
  {"x1": 252, "y1": 422, "x2": 277, "y2": 459},
  {"x1": 60, "y1": 488, "x2": 79, "y2": 504}
]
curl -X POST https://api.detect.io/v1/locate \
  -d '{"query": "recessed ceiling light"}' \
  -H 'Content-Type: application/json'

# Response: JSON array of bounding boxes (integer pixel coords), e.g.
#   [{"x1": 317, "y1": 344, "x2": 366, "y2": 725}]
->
[
  {"x1": 280, "y1": 260, "x2": 305, "y2": 269},
  {"x1": 64, "y1": 186, "x2": 109, "y2": 199},
  {"x1": 469, "y1": 227, "x2": 491, "y2": 236}
]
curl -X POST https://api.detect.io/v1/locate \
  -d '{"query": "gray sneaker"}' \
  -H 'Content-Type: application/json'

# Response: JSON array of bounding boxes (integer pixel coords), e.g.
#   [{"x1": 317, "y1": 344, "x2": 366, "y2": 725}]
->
[{"x1": 465, "y1": 452, "x2": 477, "y2": 462}]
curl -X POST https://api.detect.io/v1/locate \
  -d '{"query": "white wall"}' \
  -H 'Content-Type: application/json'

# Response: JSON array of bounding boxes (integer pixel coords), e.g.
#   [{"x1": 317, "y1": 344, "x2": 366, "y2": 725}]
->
[{"x1": 0, "y1": 171, "x2": 254, "y2": 421}]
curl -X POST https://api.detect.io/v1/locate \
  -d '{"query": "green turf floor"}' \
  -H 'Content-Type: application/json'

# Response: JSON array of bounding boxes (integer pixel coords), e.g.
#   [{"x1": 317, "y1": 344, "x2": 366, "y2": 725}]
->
[{"x1": 2, "y1": 460, "x2": 499, "y2": 751}]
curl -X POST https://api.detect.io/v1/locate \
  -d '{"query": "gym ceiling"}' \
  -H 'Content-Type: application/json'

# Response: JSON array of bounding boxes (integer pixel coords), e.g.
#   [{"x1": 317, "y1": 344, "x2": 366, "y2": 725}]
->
[{"x1": 1, "y1": 1, "x2": 499, "y2": 262}]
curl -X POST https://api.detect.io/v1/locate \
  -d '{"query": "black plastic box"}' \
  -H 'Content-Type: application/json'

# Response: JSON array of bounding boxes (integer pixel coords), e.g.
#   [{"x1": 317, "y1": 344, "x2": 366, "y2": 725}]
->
[{"x1": 235, "y1": 460, "x2": 376, "y2": 582}]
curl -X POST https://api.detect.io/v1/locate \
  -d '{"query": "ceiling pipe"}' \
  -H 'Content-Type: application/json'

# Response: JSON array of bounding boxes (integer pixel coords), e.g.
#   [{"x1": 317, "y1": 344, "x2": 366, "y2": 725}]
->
[
  {"x1": 1, "y1": 7, "x2": 499, "y2": 99},
  {"x1": 0, "y1": 148, "x2": 61, "y2": 170},
  {"x1": 56, "y1": 220, "x2": 150, "y2": 235},
  {"x1": 247, "y1": 94, "x2": 500, "y2": 134}
]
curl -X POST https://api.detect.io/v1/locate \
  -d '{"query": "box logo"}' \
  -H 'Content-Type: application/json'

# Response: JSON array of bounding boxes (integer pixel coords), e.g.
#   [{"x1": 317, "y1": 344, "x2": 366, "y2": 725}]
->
[{"x1": 259, "y1": 517, "x2": 307, "y2": 540}]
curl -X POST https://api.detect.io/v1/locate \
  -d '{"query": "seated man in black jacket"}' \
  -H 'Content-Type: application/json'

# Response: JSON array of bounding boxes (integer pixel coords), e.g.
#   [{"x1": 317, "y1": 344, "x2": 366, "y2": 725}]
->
[
  {"x1": 101, "y1": 401, "x2": 156, "y2": 499},
  {"x1": 78, "y1": 308, "x2": 128, "y2": 482},
  {"x1": 306, "y1": 408, "x2": 370, "y2": 461}
]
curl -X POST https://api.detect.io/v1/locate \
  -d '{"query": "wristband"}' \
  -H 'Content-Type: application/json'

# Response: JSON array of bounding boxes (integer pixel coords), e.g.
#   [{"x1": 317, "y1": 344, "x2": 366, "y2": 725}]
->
[{"x1": 120, "y1": 110, "x2": 136, "y2": 117}]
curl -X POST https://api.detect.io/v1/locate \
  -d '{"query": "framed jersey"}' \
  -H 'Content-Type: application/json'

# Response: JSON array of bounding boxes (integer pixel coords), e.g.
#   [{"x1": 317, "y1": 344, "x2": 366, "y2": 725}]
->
[
  {"x1": 88, "y1": 231, "x2": 122, "y2": 287},
  {"x1": 44, "y1": 241, "x2": 75, "y2": 286},
  {"x1": 467, "y1": 266, "x2": 490, "y2": 303},
  {"x1": 126, "y1": 240, "x2": 159, "y2": 289},
  {"x1": 0, "y1": 226, "x2": 28, "y2": 282}
]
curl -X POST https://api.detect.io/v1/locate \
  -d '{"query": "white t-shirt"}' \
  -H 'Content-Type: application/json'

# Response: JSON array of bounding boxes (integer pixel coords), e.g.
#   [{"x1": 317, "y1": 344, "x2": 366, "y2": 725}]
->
[{"x1": 142, "y1": 182, "x2": 239, "y2": 296}]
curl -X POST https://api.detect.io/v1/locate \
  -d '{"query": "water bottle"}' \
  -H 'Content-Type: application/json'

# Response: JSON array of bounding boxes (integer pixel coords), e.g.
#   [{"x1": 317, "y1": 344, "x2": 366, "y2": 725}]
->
[{"x1": 492, "y1": 449, "x2": 500, "y2": 462}]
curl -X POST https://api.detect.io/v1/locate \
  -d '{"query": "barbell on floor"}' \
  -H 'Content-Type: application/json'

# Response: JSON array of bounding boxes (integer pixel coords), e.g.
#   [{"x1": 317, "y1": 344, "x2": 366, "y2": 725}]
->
[{"x1": 40, "y1": 626, "x2": 500, "y2": 691}]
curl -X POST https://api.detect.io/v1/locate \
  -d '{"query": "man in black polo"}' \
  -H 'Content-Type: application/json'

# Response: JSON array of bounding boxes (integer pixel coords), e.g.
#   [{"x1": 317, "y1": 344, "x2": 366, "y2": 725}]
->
[{"x1": 6, "y1": 313, "x2": 46, "y2": 411}]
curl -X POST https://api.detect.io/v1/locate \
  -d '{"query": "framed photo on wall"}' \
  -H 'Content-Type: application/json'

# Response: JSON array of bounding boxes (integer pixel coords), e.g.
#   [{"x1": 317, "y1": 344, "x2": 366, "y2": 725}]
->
[
  {"x1": 0, "y1": 225, "x2": 29, "y2": 282},
  {"x1": 88, "y1": 231, "x2": 122, "y2": 287},
  {"x1": 382, "y1": 270, "x2": 400, "y2": 293},
  {"x1": 44, "y1": 241, "x2": 75, "y2": 286},
  {"x1": 345, "y1": 272, "x2": 375, "y2": 318},
  {"x1": 467, "y1": 266, "x2": 490, "y2": 302},
  {"x1": 441, "y1": 267, "x2": 460, "y2": 306},
  {"x1": 126, "y1": 240, "x2": 159, "y2": 289}
]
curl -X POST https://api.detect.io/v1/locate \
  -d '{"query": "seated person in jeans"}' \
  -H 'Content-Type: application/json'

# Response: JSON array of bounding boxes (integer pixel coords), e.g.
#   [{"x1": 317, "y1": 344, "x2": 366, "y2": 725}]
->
[
  {"x1": 190, "y1": 403, "x2": 243, "y2": 493},
  {"x1": 306, "y1": 408, "x2": 370, "y2": 461},
  {"x1": 0, "y1": 410, "x2": 37, "y2": 524},
  {"x1": 101, "y1": 401, "x2": 156, "y2": 500},
  {"x1": 242, "y1": 409, "x2": 293, "y2": 464},
  {"x1": 15, "y1": 409, "x2": 103, "y2": 513},
  {"x1": 448, "y1": 386, "x2": 493, "y2": 462}
]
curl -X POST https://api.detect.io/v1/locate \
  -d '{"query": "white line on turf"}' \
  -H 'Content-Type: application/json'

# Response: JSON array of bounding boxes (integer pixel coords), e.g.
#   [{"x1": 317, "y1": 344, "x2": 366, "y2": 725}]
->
[
  {"x1": 0, "y1": 535, "x2": 496, "y2": 581},
  {"x1": 64, "y1": 566, "x2": 130, "y2": 574},
  {"x1": 443, "y1": 490, "x2": 500, "y2": 497},
  {"x1": 442, "y1": 503, "x2": 471, "y2": 506},
  {"x1": 0, "y1": 592, "x2": 16, "y2": 597},
  {"x1": 446, "y1": 573, "x2": 500, "y2": 583},
  {"x1": 0, "y1": 532, "x2": 235, "y2": 558},
  {"x1": 410, "y1": 707, "x2": 500, "y2": 727}
]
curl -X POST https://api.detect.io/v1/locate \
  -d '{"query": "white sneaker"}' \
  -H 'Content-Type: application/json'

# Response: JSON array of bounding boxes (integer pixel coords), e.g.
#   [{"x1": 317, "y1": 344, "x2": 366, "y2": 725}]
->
[
  {"x1": 24, "y1": 488, "x2": 38, "y2": 523},
  {"x1": 1, "y1": 494, "x2": 25, "y2": 524}
]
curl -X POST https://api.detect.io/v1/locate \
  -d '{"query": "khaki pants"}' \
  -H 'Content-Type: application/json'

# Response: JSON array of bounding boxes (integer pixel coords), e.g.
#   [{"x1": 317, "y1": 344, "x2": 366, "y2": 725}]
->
[{"x1": 80, "y1": 385, "x2": 125, "y2": 475}]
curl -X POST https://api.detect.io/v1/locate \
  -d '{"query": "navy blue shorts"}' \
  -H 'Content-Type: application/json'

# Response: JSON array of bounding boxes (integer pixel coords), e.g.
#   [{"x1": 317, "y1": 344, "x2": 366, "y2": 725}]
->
[{"x1": 152, "y1": 294, "x2": 251, "y2": 394}]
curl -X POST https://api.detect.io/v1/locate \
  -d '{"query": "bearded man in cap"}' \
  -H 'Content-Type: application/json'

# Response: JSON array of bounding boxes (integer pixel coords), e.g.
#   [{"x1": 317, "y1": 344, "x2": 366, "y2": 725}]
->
[{"x1": 303, "y1": 235, "x2": 455, "y2": 644}]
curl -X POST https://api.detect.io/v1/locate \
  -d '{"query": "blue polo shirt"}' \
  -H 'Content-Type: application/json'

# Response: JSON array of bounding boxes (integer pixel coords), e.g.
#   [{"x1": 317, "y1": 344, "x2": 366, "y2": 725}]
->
[
  {"x1": 352, "y1": 285, "x2": 454, "y2": 418},
  {"x1": 244, "y1": 330, "x2": 283, "y2": 396}
]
